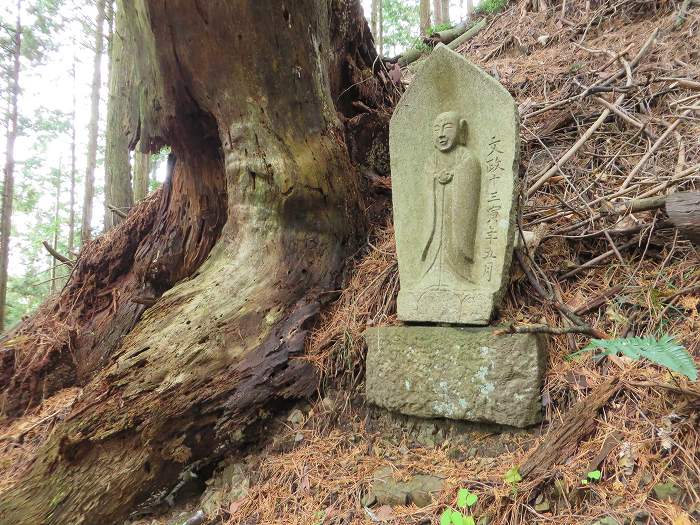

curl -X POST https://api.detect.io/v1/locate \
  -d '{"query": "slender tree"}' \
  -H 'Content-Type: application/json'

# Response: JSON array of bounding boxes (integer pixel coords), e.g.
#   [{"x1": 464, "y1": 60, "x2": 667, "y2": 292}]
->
[
  {"x1": 370, "y1": 0, "x2": 378, "y2": 38},
  {"x1": 0, "y1": 0, "x2": 22, "y2": 332},
  {"x1": 420, "y1": 0, "x2": 431, "y2": 35},
  {"x1": 432, "y1": 0, "x2": 443, "y2": 25},
  {"x1": 441, "y1": 0, "x2": 450, "y2": 24},
  {"x1": 68, "y1": 42, "x2": 77, "y2": 254},
  {"x1": 81, "y1": 0, "x2": 106, "y2": 244},
  {"x1": 378, "y1": 0, "x2": 384, "y2": 55},
  {"x1": 50, "y1": 163, "x2": 62, "y2": 293},
  {"x1": 133, "y1": 149, "x2": 150, "y2": 201},
  {"x1": 103, "y1": 0, "x2": 134, "y2": 229}
]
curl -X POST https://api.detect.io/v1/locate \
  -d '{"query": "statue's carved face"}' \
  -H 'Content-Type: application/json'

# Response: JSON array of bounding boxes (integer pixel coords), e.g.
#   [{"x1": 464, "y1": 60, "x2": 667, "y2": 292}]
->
[{"x1": 433, "y1": 112, "x2": 461, "y2": 152}]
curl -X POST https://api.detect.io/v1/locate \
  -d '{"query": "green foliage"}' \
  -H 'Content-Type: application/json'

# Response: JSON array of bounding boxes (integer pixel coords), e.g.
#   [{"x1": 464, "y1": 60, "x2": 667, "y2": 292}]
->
[
  {"x1": 504, "y1": 467, "x2": 522, "y2": 485},
  {"x1": 581, "y1": 469, "x2": 602, "y2": 485},
  {"x1": 476, "y1": 0, "x2": 509, "y2": 15},
  {"x1": 381, "y1": 0, "x2": 420, "y2": 55},
  {"x1": 441, "y1": 487, "x2": 478, "y2": 525},
  {"x1": 570, "y1": 336, "x2": 697, "y2": 381},
  {"x1": 427, "y1": 22, "x2": 453, "y2": 34},
  {"x1": 456, "y1": 487, "x2": 478, "y2": 508}
]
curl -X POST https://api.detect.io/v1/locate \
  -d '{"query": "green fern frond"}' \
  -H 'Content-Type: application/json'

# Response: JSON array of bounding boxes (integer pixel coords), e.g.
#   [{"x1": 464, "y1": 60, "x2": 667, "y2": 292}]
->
[{"x1": 570, "y1": 335, "x2": 697, "y2": 381}]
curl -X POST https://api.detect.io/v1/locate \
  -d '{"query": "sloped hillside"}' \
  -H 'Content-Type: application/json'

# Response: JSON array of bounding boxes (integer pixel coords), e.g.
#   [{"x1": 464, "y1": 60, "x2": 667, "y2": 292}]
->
[{"x1": 1, "y1": 1, "x2": 698, "y2": 524}]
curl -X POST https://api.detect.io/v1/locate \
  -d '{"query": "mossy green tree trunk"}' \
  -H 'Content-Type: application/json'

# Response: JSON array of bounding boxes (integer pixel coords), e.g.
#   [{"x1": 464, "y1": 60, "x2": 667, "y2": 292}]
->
[
  {"x1": 0, "y1": 1, "x2": 390, "y2": 523},
  {"x1": 104, "y1": 1, "x2": 135, "y2": 230}
]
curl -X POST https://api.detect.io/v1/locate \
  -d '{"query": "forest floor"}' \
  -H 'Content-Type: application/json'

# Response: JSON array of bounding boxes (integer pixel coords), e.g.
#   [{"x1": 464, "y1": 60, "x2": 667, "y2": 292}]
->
[{"x1": 1, "y1": 1, "x2": 699, "y2": 524}]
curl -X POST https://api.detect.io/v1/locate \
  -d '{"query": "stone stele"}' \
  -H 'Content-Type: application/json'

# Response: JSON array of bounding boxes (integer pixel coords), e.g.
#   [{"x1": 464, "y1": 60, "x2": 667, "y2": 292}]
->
[
  {"x1": 365, "y1": 326, "x2": 546, "y2": 428},
  {"x1": 390, "y1": 44, "x2": 519, "y2": 325}
]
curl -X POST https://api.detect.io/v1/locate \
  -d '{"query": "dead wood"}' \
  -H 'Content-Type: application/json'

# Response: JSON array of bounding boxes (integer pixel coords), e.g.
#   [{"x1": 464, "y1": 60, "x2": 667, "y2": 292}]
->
[
  {"x1": 41, "y1": 241, "x2": 74, "y2": 267},
  {"x1": 666, "y1": 191, "x2": 700, "y2": 245},
  {"x1": 520, "y1": 378, "x2": 621, "y2": 480}
]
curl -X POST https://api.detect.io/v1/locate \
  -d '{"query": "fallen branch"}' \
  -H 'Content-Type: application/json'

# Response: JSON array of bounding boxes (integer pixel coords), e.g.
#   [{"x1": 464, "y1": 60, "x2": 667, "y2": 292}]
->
[
  {"x1": 561, "y1": 236, "x2": 640, "y2": 279},
  {"x1": 520, "y1": 378, "x2": 621, "y2": 480},
  {"x1": 397, "y1": 19, "x2": 487, "y2": 67},
  {"x1": 447, "y1": 18, "x2": 486, "y2": 50},
  {"x1": 42, "y1": 241, "x2": 74, "y2": 267},
  {"x1": 108, "y1": 204, "x2": 128, "y2": 219},
  {"x1": 515, "y1": 248, "x2": 607, "y2": 338},
  {"x1": 620, "y1": 107, "x2": 697, "y2": 189},
  {"x1": 495, "y1": 323, "x2": 601, "y2": 336},
  {"x1": 524, "y1": 28, "x2": 659, "y2": 119}
]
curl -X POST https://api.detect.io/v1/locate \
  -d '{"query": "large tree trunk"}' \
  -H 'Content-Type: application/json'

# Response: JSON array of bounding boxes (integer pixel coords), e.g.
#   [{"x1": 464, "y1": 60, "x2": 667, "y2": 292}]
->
[
  {"x1": 0, "y1": 0, "x2": 21, "y2": 333},
  {"x1": 81, "y1": 0, "x2": 106, "y2": 244},
  {"x1": 0, "y1": 1, "x2": 391, "y2": 523}
]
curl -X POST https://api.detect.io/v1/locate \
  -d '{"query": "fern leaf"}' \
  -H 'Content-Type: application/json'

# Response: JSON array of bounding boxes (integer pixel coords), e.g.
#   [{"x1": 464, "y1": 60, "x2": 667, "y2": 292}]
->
[{"x1": 572, "y1": 336, "x2": 697, "y2": 381}]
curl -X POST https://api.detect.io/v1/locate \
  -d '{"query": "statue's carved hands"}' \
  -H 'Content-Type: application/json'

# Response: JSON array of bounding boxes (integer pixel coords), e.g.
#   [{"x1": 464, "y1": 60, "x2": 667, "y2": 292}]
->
[{"x1": 437, "y1": 170, "x2": 454, "y2": 185}]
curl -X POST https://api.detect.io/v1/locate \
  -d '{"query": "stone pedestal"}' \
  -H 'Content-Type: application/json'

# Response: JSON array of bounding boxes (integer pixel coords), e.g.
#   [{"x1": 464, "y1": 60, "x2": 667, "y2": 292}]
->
[
  {"x1": 365, "y1": 326, "x2": 547, "y2": 428},
  {"x1": 365, "y1": 45, "x2": 546, "y2": 430}
]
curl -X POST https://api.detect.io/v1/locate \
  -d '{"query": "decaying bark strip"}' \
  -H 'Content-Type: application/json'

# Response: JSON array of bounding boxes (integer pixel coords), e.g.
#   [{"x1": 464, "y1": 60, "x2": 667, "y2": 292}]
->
[{"x1": 520, "y1": 378, "x2": 620, "y2": 481}]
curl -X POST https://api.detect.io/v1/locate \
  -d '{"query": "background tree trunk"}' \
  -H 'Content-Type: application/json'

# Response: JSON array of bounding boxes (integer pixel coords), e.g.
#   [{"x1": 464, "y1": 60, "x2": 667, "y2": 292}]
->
[
  {"x1": 441, "y1": 0, "x2": 450, "y2": 24},
  {"x1": 420, "y1": 0, "x2": 431, "y2": 35},
  {"x1": 378, "y1": 0, "x2": 384, "y2": 55},
  {"x1": 133, "y1": 149, "x2": 150, "y2": 202},
  {"x1": 81, "y1": 0, "x2": 106, "y2": 244},
  {"x1": 50, "y1": 164, "x2": 62, "y2": 293},
  {"x1": 68, "y1": 44, "x2": 77, "y2": 254},
  {"x1": 371, "y1": 0, "x2": 379, "y2": 39},
  {"x1": 0, "y1": 0, "x2": 21, "y2": 333},
  {"x1": 0, "y1": 1, "x2": 392, "y2": 523},
  {"x1": 433, "y1": 0, "x2": 443, "y2": 25},
  {"x1": 104, "y1": 0, "x2": 135, "y2": 229}
]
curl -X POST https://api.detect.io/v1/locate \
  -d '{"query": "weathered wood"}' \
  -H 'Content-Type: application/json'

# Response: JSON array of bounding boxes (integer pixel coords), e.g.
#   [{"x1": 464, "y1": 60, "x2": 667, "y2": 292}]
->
[
  {"x1": 520, "y1": 378, "x2": 620, "y2": 480},
  {"x1": 0, "y1": 1, "x2": 391, "y2": 523},
  {"x1": 666, "y1": 191, "x2": 700, "y2": 245}
]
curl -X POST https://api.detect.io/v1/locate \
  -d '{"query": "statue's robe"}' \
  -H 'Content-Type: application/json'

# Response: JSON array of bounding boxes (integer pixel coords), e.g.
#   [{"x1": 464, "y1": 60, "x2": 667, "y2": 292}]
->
[{"x1": 420, "y1": 146, "x2": 480, "y2": 286}]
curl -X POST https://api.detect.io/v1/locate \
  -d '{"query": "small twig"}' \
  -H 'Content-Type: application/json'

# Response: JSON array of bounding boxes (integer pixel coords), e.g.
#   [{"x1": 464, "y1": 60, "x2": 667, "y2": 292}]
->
[
  {"x1": 515, "y1": 249, "x2": 607, "y2": 338},
  {"x1": 561, "y1": 237, "x2": 640, "y2": 279},
  {"x1": 495, "y1": 323, "x2": 601, "y2": 336},
  {"x1": 621, "y1": 107, "x2": 697, "y2": 189},
  {"x1": 42, "y1": 241, "x2": 74, "y2": 266},
  {"x1": 108, "y1": 204, "x2": 128, "y2": 219}
]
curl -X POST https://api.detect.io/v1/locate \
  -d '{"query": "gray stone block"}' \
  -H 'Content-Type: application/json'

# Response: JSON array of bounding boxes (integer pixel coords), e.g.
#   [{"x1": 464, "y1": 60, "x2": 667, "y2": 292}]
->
[{"x1": 365, "y1": 326, "x2": 547, "y2": 428}]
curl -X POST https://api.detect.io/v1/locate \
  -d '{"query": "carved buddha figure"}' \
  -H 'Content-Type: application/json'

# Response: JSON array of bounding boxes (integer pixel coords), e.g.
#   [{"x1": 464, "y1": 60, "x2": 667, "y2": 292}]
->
[{"x1": 420, "y1": 111, "x2": 481, "y2": 286}]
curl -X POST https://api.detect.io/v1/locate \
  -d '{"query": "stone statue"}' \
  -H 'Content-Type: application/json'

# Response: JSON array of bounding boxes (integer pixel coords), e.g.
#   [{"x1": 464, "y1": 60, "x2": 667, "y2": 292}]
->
[
  {"x1": 390, "y1": 44, "x2": 518, "y2": 325},
  {"x1": 420, "y1": 111, "x2": 480, "y2": 286}
]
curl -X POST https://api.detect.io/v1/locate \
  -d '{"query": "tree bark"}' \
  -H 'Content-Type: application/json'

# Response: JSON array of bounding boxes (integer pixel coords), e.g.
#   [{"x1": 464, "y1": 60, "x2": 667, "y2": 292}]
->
[
  {"x1": 441, "y1": 0, "x2": 450, "y2": 25},
  {"x1": 433, "y1": 0, "x2": 443, "y2": 25},
  {"x1": 50, "y1": 164, "x2": 62, "y2": 293},
  {"x1": 133, "y1": 149, "x2": 150, "y2": 202},
  {"x1": 104, "y1": 0, "x2": 135, "y2": 229},
  {"x1": 378, "y1": 0, "x2": 384, "y2": 56},
  {"x1": 0, "y1": 1, "x2": 391, "y2": 523},
  {"x1": 68, "y1": 43, "x2": 77, "y2": 254},
  {"x1": 420, "y1": 0, "x2": 431, "y2": 35},
  {"x1": 81, "y1": 0, "x2": 106, "y2": 244},
  {"x1": 0, "y1": 0, "x2": 21, "y2": 333},
  {"x1": 371, "y1": 0, "x2": 379, "y2": 39},
  {"x1": 666, "y1": 191, "x2": 700, "y2": 245}
]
